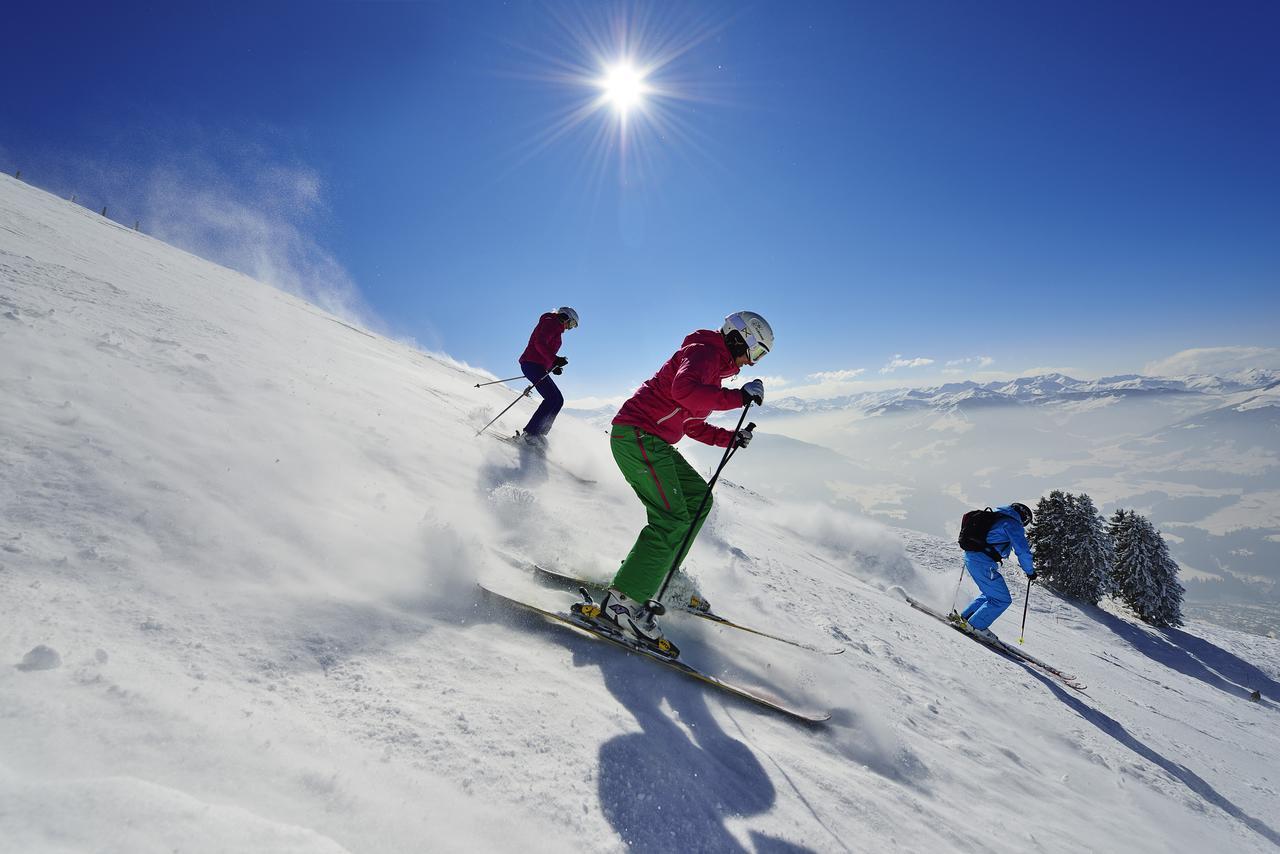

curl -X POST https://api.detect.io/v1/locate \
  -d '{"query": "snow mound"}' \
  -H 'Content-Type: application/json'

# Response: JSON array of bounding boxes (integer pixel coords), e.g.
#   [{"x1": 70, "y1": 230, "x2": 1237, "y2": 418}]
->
[{"x1": 15, "y1": 645, "x2": 62, "y2": 672}]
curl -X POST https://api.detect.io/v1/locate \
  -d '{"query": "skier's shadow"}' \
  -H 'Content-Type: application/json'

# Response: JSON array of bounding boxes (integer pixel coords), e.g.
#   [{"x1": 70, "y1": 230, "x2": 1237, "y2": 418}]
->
[
  {"x1": 1089, "y1": 607, "x2": 1280, "y2": 707},
  {"x1": 571, "y1": 642, "x2": 814, "y2": 854},
  {"x1": 1034, "y1": 671, "x2": 1280, "y2": 848}
]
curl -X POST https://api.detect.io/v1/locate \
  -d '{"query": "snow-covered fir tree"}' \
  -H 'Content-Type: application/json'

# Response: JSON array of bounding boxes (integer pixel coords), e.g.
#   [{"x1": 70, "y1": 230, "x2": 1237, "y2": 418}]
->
[
  {"x1": 1028, "y1": 491, "x2": 1071, "y2": 584},
  {"x1": 1070, "y1": 493, "x2": 1114, "y2": 604},
  {"x1": 1028, "y1": 490, "x2": 1112, "y2": 604},
  {"x1": 1108, "y1": 508, "x2": 1185, "y2": 627},
  {"x1": 1107, "y1": 509, "x2": 1136, "y2": 598}
]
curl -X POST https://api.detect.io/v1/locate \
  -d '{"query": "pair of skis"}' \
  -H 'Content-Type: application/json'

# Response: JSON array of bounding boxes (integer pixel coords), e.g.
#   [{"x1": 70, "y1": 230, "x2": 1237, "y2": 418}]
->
[
  {"x1": 479, "y1": 563, "x2": 842, "y2": 723},
  {"x1": 901, "y1": 593, "x2": 1086, "y2": 692},
  {"x1": 531, "y1": 564, "x2": 845, "y2": 656},
  {"x1": 479, "y1": 581, "x2": 831, "y2": 723}
]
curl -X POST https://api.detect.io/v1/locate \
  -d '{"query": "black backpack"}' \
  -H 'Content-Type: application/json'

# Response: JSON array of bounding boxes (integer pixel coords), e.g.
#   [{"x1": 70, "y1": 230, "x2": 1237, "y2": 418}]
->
[{"x1": 958, "y1": 507, "x2": 1007, "y2": 562}]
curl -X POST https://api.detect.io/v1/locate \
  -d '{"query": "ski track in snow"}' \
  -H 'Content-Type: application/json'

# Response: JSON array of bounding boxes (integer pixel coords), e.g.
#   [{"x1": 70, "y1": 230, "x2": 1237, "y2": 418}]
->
[{"x1": 2, "y1": 173, "x2": 1279, "y2": 853}]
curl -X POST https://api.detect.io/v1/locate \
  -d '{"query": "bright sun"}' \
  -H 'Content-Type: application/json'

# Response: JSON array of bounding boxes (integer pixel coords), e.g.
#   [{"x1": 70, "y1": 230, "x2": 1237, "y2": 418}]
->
[
  {"x1": 518, "y1": 6, "x2": 724, "y2": 178},
  {"x1": 598, "y1": 62, "x2": 649, "y2": 116}
]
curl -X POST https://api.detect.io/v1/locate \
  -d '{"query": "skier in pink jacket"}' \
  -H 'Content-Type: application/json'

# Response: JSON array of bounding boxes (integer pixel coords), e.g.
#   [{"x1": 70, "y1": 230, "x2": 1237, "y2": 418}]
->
[
  {"x1": 577, "y1": 311, "x2": 773, "y2": 655},
  {"x1": 516, "y1": 306, "x2": 578, "y2": 446}
]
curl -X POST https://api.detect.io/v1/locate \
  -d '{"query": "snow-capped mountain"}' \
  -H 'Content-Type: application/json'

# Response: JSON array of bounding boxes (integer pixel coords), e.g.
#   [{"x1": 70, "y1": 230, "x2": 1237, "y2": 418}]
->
[
  {"x1": 3, "y1": 173, "x2": 1280, "y2": 853},
  {"x1": 772, "y1": 371, "x2": 1280, "y2": 417}
]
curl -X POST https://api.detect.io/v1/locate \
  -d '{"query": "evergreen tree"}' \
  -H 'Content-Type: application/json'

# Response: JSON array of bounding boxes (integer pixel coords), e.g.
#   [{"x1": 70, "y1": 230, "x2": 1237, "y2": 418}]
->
[
  {"x1": 1106, "y1": 509, "x2": 1136, "y2": 598},
  {"x1": 1069, "y1": 493, "x2": 1113, "y2": 604},
  {"x1": 1028, "y1": 490, "x2": 1111, "y2": 604},
  {"x1": 1109, "y1": 509, "x2": 1185, "y2": 627},
  {"x1": 1028, "y1": 491, "x2": 1071, "y2": 587}
]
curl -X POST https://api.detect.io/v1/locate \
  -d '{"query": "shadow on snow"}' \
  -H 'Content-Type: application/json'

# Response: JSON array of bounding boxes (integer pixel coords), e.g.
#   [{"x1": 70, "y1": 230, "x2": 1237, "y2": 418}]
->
[
  {"x1": 1035, "y1": 671, "x2": 1280, "y2": 848},
  {"x1": 566, "y1": 639, "x2": 816, "y2": 854},
  {"x1": 1089, "y1": 607, "x2": 1280, "y2": 707}
]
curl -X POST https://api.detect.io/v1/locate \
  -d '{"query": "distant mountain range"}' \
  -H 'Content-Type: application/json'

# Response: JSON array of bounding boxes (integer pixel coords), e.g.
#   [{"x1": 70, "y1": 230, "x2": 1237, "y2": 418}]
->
[
  {"x1": 660, "y1": 370, "x2": 1280, "y2": 607},
  {"x1": 771, "y1": 370, "x2": 1280, "y2": 417}
]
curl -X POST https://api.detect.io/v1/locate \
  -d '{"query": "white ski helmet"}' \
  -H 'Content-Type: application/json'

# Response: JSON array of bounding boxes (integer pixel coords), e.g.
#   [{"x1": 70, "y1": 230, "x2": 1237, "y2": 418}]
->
[
  {"x1": 722, "y1": 311, "x2": 773, "y2": 365},
  {"x1": 556, "y1": 306, "x2": 579, "y2": 329}
]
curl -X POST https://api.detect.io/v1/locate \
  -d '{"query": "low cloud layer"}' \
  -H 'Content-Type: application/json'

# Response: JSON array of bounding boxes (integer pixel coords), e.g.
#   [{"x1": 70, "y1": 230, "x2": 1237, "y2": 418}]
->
[
  {"x1": 943, "y1": 356, "x2": 993, "y2": 374},
  {"x1": 1144, "y1": 347, "x2": 1280, "y2": 377},
  {"x1": 808, "y1": 368, "x2": 866, "y2": 383},
  {"x1": 881, "y1": 355, "x2": 935, "y2": 374}
]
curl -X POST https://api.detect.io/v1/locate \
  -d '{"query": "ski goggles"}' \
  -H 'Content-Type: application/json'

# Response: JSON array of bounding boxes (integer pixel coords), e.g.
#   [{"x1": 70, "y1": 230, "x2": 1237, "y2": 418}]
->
[{"x1": 726, "y1": 314, "x2": 770, "y2": 365}]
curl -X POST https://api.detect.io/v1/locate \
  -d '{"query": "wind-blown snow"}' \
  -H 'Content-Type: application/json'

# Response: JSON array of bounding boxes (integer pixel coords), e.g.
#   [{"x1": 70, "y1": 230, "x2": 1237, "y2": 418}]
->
[{"x1": 2, "y1": 174, "x2": 1279, "y2": 853}]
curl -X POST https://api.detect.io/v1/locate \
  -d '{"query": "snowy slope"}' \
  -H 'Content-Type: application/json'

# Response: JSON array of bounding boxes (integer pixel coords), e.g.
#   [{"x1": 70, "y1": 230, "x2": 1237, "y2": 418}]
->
[{"x1": 2, "y1": 173, "x2": 1279, "y2": 853}]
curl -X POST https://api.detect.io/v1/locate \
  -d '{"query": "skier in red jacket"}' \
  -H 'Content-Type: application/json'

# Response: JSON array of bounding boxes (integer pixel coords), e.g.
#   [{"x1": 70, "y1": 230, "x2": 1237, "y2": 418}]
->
[
  {"x1": 577, "y1": 311, "x2": 773, "y2": 655},
  {"x1": 517, "y1": 307, "x2": 578, "y2": 446}
]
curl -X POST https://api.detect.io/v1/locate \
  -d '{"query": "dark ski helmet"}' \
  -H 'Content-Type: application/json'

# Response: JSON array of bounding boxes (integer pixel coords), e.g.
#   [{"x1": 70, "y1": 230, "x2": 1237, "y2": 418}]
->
[{"x1": 1010, "y1": 502, "x2": 1033, "y2": 526}]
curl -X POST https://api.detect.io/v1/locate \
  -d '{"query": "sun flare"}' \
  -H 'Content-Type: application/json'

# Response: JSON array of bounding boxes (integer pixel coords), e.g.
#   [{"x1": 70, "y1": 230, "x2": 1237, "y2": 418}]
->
[
  {"x1": 512, "y1": 5, "x2": 729, "y2": 182},
  {"x1": 599, "y1": 62, "x2": 649, "y2": 116}
]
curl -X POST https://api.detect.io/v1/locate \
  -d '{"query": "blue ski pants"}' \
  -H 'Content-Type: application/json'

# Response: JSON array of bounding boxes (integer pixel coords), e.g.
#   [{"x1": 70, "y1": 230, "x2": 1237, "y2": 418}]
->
[
  {"x1": 520, "y1": 360, "x2": 563, "y2": 437},
  {"x1": 960, "y1": 553, "x2": 1013, "y2": 631}
]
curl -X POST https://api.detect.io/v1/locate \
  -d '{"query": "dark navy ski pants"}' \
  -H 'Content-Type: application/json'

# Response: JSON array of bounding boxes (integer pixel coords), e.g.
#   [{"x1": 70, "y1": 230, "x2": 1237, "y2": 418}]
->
[{"x1": 520, "y1": 360, "x2": 563, "y2": 437}]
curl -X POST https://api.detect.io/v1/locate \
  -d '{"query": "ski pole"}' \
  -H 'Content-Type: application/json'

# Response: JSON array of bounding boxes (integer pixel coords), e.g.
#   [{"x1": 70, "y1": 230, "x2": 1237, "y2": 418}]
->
[
  {"x1": 654, "y1": 405, "x2": 754, "y2": 605},
  {"x1": 1019, "y1": 577, "x2": 1033, "y2": 644},
  {"x1": 475, "y1": 369, "x2": 552, "y2": 437},
  {"x1": 950, "y1": 563, "x2": 966, "y2": 613},
  {"x1": 474, "y1": 375, "x2": 525, "y2": 388}
]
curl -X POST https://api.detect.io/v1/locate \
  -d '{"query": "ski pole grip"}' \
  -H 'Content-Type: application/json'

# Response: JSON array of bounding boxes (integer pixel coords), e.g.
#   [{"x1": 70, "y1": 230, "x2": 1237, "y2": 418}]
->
[{"x1": 746, "y1": 421, "x2": 756, "y2": 431}]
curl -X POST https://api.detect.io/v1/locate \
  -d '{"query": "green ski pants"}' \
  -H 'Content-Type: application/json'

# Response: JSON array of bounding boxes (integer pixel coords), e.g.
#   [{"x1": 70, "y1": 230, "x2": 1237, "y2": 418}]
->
[{"x1": 609, "y1": 426, "x2": 713, "y2": 602}]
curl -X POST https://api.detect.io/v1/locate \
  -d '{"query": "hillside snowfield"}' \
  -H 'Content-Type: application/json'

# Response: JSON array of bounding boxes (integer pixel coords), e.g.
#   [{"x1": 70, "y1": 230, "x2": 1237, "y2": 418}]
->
[{"x1": 2, "y1": 174, "x2": 1279, "y2": 853}]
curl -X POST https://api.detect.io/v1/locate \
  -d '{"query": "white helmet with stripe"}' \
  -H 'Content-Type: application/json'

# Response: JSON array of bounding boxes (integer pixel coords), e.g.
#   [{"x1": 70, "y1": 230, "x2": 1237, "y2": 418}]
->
[{"x1": 722, "y1": 311, "x2": 773, "y2": 364}]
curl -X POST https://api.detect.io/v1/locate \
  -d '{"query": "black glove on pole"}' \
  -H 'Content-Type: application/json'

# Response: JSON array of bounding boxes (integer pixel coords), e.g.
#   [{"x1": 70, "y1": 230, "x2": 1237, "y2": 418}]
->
[
  {"x1": 475, "y1": 368, "x2": 553, "y2": 436},
  {"x1": 654, "y1": 405, "x2": 754, "y2": 606}
]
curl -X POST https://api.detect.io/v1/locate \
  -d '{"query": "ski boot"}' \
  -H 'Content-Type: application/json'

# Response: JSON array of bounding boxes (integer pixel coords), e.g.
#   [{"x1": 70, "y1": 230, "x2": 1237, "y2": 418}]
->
[
  {"x1": 968, "y1": 625, "x2": 999, "y2": 643},
  {"x1": 514, "y1": 430, "x2": 548, "y2": 452},
  {"x1": 658, "y1": 570, "x2": 709, "y2": 614},
  {"x1": 573, "y1": 587, "x2": 679, "y2": 658},
  {"x1": 946, "y1": 610, "x2": 969, "y2": 629}
]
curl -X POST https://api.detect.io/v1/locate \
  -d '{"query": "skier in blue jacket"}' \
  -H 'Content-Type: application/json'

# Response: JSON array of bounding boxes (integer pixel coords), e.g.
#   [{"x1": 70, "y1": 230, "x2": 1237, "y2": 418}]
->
[{"x1": 951, "y1": 503, "x2": 1036, "y2": 642}]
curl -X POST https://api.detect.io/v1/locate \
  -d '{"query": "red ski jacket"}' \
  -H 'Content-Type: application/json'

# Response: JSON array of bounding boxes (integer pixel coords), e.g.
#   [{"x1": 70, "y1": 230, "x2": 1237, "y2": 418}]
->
[
  {"x1": 613, "y1": 329, "x2": 743, "y2": 448},
  {"x1": 519, "y1": 312, "x2": 564, "y2": 370}
]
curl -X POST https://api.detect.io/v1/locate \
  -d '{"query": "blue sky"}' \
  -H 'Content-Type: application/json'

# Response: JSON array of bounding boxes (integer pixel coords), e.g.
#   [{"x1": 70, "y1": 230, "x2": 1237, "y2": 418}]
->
[{"x1": 3, "y1": 0, "x2": 1278, "y2": 402}]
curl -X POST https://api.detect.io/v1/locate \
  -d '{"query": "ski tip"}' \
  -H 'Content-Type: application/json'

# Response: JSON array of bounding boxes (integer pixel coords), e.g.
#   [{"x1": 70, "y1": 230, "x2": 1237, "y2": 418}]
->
[{"x1": 799, "y1": 712, "x2": 833, "y2": 725}]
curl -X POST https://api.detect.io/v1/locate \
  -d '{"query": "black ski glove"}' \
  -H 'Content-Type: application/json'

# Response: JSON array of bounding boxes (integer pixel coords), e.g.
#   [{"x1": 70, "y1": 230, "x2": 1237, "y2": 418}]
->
[
  {"x1": 740, "y1": 378, "x2": 764, "y2": 406},
  {"x1": 734, "y1": 426, "x2": 754, "y2": 448},
  {"x1": 1026, "y1": 571, "x2": 1038, "y2": 582}
]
